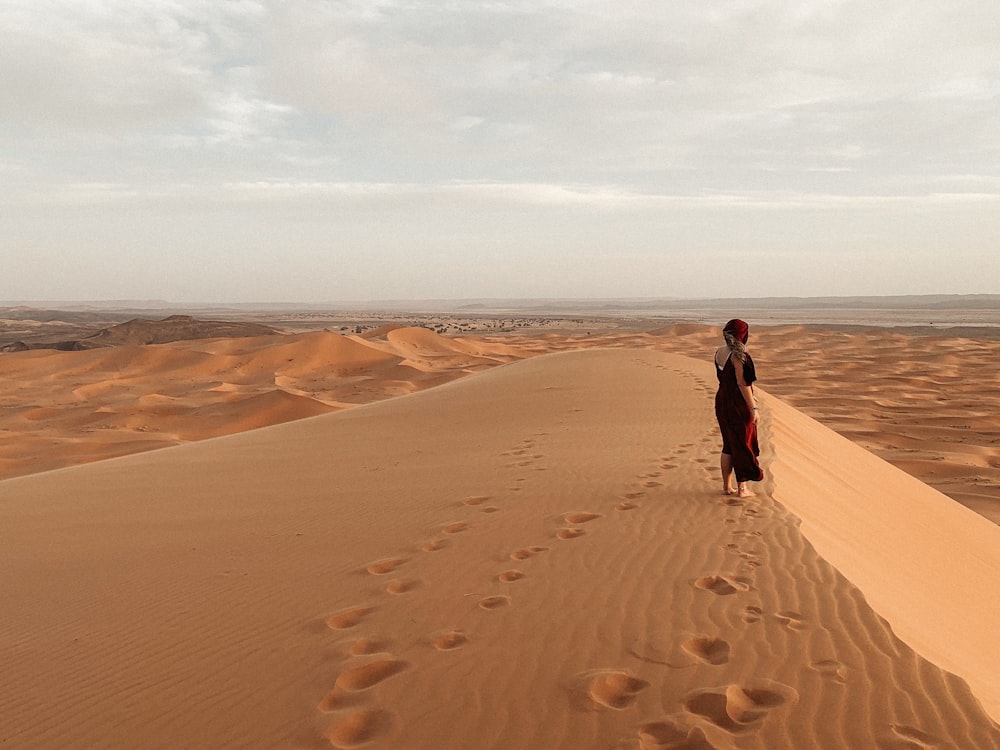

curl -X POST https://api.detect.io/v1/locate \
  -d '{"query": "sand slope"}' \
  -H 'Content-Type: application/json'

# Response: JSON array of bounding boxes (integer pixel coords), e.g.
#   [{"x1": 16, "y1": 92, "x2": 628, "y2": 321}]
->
[
  {"x1": 0, "y1": 328, "x2": 526, "y2": 480},
  {"x1": 2, "y1": 350, "x2": 998, "y2": 749},
  {"x1": 767, "y1": 392, "x2": 1000, "y2": 719}
]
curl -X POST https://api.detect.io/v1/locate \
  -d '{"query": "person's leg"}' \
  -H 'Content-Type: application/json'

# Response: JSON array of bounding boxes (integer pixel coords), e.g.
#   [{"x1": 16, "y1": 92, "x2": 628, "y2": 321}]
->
[{"x1": 720, "y1": 452, "x2": 736, "y2": 495}]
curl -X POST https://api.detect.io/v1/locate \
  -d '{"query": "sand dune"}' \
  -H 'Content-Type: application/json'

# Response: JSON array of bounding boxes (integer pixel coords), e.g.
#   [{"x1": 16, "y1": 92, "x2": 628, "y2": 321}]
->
[
  {"x1": 0, "y1": 327, "x2": 529, "y2": 479},
  {"x1": 3, "y1": 321, "x2": 999, "y2": 524},
  {"x1": 2, "y1": 349, "x2": 998, "y2": 749}
]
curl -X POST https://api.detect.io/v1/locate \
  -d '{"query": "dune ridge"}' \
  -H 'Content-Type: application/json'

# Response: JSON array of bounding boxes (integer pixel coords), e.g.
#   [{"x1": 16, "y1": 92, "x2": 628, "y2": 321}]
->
[
  {"x1": 766, "y1": 392, "x2": 1000, "y2": 720},
  {"x1": 642, "y1": 323, "x2": 1000, "y2": 524},
  {"x1": 1, "y1": 350, "x2": 998, "y2": 749},
  {"x1": 3, "y1": 322, "x2": 999, "y2": 530}
]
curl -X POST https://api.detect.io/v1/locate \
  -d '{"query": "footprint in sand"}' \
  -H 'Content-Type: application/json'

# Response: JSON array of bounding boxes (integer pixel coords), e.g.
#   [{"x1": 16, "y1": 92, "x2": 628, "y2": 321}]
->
[
  {"x1": 498, "y1": 570, "x2": 526, "y2": 582},
  {"x1": 810, "y1": 659, "x2": 847, "y2": 684},
  {"x1": 556, "y1": 528, "x2": 586, "y2": 540},
  {"x1": 637, "y1": 720, "x2": 717, "y2": 750},
  {"x1": 615, "y1": 501, "x2": 639, "y2": 511},
  {"x1": 643, "y1": 480, "x2": 662, "y2": 488},
  {"x1": 318, "y1": 658, "x2": 407, "y2": 712},
  {"x1": 510, "y1": 546, "x2": 549, "y2": 561},
  {"x1": 682, "y1": 636, "x2": 731, "y2": 666},
  {"x1": 563, "y1": 512, "x2": 602, "y2": 524},
  {"x1": 366, "y1": 558, "x2": 406, "y2": 576},
  {"x1": 385, "y1": 579, "x2": 419, "y2": 595},
  {"x1": 478, "y1": 595, "x2": 511, "y2": 610},
  {"x1": 773, "y1": 611, "x2": 806, "y2": 630},
  {"x1": 692, "y1": 575, "x2": 752, "y2": 596},
  {"x1": 324, "y1": 708, "x2": 391, "y2": 748},
  {"x1": 442, "y1": 522, "x2": 468, "y2": 534},
  {"x1": 432, "y1": 630, "x2": 468, "y2": 651},
  {"x1": 461, "y1": 496, "x2": 491, "y2": 506},
  {"x1": 331, "y1": 658, "x2": 408, "y2": 693},
  {"x1": 578, "y1": 670, "x2": 650, "y2": 710},
  {"x1": 421, "y1": 539, "x2": 448, "y2": 552},
  {"x1": 682, "y1": 681, "x2": 797, "y2": 734},
  {"x1": 326, "y1": 606, "x2": 375, "y2": 630},
  {"x1": 742, "y1": 605, "x2": 763, "y2": 624}
]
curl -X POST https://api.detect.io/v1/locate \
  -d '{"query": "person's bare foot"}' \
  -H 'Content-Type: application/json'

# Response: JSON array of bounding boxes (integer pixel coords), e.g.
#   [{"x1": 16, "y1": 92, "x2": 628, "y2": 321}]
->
[
  {"x1": 737, "y1": 485, "x2": 755, "y2": 498},
  {"x1": 723, "y1": 486, "x2": 736, "y2": 496}
]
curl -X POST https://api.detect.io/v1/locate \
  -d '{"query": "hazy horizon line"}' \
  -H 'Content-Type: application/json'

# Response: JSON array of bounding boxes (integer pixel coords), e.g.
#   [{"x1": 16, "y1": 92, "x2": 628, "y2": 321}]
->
[{"x1": 4, "y1": 292, "x2": 1000, "y2": 307}]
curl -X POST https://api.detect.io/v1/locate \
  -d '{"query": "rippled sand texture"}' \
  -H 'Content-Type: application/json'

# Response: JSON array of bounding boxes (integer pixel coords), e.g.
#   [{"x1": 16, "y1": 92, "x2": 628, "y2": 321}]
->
[{"x1": 2, "y1": 350, "x2": 998, "y2": 749}]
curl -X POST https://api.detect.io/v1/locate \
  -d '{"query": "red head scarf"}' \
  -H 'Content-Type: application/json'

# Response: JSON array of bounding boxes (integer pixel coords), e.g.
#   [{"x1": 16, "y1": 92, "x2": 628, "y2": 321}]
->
[{"x1": 723, "y1": 318, "x2": 749, "y2": 344}]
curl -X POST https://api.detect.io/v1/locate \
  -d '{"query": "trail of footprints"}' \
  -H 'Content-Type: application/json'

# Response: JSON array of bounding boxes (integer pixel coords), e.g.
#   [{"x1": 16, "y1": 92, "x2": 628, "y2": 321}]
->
[
  {"x1": 316, "y1": 433, "x2": 576, "y2": 746},
  {"x1": 500, "y1": 435, "x2": 548, "y2": 491},
  {"x1": 570, "y1": 362, "x2": 863, "y2": 748},
  {"x1": 570, "y1": 391, "x2": 810, "y2": 750},
  {"x1": 313, "y1": 414, "x2": 829, "y2": 749}
]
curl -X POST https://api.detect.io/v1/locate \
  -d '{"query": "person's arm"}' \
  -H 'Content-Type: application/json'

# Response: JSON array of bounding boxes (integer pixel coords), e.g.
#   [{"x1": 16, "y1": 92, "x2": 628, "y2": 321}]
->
[{"x1": 733, "y1": 357, "x2": 759, "y2": 423}]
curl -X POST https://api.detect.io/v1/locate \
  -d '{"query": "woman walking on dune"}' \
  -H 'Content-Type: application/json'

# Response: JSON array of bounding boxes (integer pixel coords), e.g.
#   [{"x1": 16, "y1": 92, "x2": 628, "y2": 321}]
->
[{"x1": 714, "y1": 319, "x2": 764, "y2": 497}]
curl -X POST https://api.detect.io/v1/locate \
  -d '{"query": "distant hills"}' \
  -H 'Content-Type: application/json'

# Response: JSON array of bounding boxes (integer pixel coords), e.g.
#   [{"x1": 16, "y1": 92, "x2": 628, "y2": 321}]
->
[{"x1": 1, "y1": 315, "x2": 277, "y2": 352}]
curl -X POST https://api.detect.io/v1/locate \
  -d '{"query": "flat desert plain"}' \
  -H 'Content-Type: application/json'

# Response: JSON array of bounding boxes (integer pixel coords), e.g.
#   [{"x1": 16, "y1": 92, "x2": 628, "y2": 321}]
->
[{"x1": 1, "y1": 318, "x2": 999, "y2": 749}]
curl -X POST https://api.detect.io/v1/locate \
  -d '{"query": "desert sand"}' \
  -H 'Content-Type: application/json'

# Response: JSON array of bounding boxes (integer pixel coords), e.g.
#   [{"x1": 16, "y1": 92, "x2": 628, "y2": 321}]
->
[
  {"x1": 4, "y1": 320, "x2": 1000, "y2": 529},
  {"x1": 2, "y1": 324, "x2": 999, "y2": 749}
]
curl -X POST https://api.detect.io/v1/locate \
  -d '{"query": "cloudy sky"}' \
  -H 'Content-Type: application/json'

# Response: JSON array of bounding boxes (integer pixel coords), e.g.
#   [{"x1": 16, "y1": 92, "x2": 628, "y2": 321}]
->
[{"x1": 2, "y1": 0, "x2": 998, "y2": 303}]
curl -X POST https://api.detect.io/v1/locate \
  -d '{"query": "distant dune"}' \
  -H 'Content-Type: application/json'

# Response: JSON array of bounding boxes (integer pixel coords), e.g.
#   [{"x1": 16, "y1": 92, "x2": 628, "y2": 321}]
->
[
  {"x1": 1, "y1": 314, "x2": 278, "y2": 351},
  {"x1": 0, "y1": 325, "x2": 527, "y2": 479}
]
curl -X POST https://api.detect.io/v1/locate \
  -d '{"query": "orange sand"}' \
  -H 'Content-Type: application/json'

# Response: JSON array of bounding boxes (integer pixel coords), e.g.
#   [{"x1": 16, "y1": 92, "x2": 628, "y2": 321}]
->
[
  {"x1": 2, "y1": 333, "x2": 999, "y2": 749},
  {"x1": 3, "y1": 323, "x2": 998, "y2": 529}
]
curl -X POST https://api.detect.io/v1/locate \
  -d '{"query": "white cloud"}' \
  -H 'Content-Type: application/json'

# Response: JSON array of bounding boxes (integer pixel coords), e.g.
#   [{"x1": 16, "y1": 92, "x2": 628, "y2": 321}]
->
[{"x1": 1, "y1": 0, "x2": 998, "y2": 301}]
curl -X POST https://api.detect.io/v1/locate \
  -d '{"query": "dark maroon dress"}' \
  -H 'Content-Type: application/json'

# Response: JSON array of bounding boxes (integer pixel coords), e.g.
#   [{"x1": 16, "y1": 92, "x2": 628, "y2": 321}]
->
[{"x1": 715, "y1": 353, "x2": 764, "y2": 483}]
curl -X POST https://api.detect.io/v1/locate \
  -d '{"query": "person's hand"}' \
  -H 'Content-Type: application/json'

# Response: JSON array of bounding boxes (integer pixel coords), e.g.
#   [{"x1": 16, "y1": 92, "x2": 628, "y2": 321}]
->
[{"x1": 751, "y1": 408, "x2": 759, "y2": 425}]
